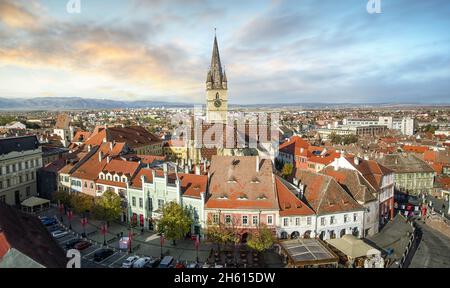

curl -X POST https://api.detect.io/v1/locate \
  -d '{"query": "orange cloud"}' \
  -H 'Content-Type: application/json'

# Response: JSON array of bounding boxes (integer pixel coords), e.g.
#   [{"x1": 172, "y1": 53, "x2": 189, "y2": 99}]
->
[{"x1": 0, "y1": 1, "x2": 39, "y2": 30}]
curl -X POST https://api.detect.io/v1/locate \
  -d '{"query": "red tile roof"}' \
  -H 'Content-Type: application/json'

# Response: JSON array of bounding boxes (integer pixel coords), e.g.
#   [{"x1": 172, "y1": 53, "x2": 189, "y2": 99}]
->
[
  {"x1": 179, "y1": 173, "x2": 208, "y2": 199},
  {"x1": 205, "y1": 156, "x2": 278, "y2": 210},
  {"x1": 402, "y1": 145, "x2": 430, "y2": 154},
  {"x1": 276, "y1": 177, "x2": 315, "y2": 216},
  {"x1": 295, "y1": 170, "x2": 363, "y2": 215}
]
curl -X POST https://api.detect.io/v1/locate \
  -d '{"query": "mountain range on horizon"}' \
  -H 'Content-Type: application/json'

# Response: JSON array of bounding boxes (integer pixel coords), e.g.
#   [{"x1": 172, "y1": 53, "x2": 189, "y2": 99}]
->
[{"x1": 0, "y1": 97, "x2": 448, "y2": 111}]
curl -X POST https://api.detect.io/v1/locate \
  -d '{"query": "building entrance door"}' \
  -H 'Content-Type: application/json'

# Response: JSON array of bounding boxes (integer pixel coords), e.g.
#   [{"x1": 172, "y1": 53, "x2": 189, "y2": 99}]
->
[{"x1": 15, "y1": 191, "x2": 20, "y2": 206}]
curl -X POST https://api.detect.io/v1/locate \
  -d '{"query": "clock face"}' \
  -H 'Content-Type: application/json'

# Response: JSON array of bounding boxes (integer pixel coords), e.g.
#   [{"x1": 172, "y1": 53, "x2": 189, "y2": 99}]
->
[{"x1": 214, "y1": 99, "x2": 222, "y2": 108}]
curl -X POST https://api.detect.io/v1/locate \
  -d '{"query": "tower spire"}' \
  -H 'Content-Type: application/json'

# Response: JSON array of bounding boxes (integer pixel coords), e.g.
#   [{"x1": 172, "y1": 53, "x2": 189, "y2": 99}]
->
[{"x1": 210, "y1": 30, "x2": 223, "y2": 88}]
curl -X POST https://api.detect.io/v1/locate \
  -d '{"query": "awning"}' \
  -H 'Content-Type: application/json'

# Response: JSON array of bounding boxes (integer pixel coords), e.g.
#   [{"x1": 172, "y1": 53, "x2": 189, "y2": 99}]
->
[
  {"x1": 326, "y1": 235, "x2": 381, "y2": 259},
  {"x1": 21, "y1": 197, "x2": 50, "y2": 208}
]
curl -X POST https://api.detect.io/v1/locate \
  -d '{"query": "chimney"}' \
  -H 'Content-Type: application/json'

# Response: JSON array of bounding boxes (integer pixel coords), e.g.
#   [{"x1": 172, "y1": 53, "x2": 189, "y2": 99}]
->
[
  {"x1": 293, "y1": 178, "x2": 299, "y2": 186},
  {"x1": 354, "y1": 157, "x2": 360, "y2": 166},
  {"x1": 98, "y1": 151, "x2": 103, "y2": 162},
  {"x1": 364, "y1": 155, "x2": 369, "y2": 161},
  {"x1": 184, "y1": 165, "x2": 189, "y2": 174},
  {"x1": 299, "y1": 183, "x2": 305, "y2": 199},
  {"x1": 107, "y1": 156, "x2": 111, "y2": 164},
  {"x1": 256, "y1": 156, "x2": 260, "y2": 172},
  {"x1": 195, "y1": 165, "x2": 201, "y2": 175},
  {"x1": 203, "y1": 160, "x2": 207, "y2": 173},
  {"x1": 334, "y1": 162, "x2": 339, "y2": 171},
  {"x1": 163, "y1": 163, "x2": 168, "y2": 175},
  {"x1": 109, "y1": 142, "x2": 113, "y2": 151}
]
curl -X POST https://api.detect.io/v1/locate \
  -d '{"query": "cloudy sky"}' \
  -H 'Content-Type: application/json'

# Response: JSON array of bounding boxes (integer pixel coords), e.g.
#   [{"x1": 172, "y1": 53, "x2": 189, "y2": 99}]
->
[{"x1": 0, "y1": 0, "x2": 449, "y2": 104}]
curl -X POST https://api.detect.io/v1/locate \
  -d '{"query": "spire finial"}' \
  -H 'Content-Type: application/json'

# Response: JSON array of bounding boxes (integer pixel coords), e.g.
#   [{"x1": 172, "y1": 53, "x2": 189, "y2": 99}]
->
[{"x1": 214, "y1": 27, "x2": 217, "y2": 37}]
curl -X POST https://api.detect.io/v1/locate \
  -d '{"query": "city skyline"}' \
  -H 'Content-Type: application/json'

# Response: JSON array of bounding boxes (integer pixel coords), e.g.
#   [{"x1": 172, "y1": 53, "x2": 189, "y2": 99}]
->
[{"x1": 0, "y1": 0, "x2": 449, "y2": 104}]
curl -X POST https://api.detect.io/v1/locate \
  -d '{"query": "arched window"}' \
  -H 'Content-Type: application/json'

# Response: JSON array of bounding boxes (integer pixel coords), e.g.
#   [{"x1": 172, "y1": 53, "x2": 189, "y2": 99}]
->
[
  {"x1": 107, "y1": 175, "x2": 111, "y2": 181},
  {"x1": 215, "y1": 92, "x2": 219, "y2": 100}
]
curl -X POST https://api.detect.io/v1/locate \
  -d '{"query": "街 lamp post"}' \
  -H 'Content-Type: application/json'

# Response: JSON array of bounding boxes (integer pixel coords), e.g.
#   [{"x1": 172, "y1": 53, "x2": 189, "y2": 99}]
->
[
  {"x1": 81, "y1": 217, "x2": 88, "y2": 238},
  {"x1": 101, "y1": 222, "x2": 108, "y2": 246},
  {"x1": 160, "y1": 235, "x2": 164, "y2": 258},
  {"x1": 195, "y1": 235, "x2": 200, "y2": 263},
  {"x1": 67, "y1": 210, "x2": 73, "y2": 230}
]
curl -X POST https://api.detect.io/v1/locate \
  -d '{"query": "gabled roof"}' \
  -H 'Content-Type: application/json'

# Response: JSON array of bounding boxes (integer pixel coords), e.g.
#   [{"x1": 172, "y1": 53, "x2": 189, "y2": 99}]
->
[
  {"x1": 294, "y1": 170, "x2": 363, "y2": 215},
  {"x1": 84, "y1": 126, "x2": 161, "y2": 149},
  {"x1": 322, "y1": 167, "x2": 377, "y2": 204},
  {"x1": 206, "y1": 156, "x2": 278, "y2": 210},
  {"x1": 179, "y1": 173, "x2": 208, "y2": 199},
  {"x1": 344, "y1": 155, "x2": 393, "y2": 190},
  {"x1": 276, "y1": 177, "x2": 315, "y2": 216},
  {"x1": 279, "y1": 136, "x2": 310, "y2": 155}
]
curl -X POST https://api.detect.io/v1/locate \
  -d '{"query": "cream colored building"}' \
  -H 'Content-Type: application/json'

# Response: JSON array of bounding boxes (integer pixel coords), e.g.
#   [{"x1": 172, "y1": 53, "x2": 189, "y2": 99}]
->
[{"x1": 0, "y1": 136, "x2": 42, "y2": 205}]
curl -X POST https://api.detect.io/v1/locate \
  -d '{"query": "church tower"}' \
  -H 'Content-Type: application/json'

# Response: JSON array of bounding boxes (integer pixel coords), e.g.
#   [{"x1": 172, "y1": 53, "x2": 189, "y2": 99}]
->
[{"x1": 206, "y1": 34, "x2": 228, "y2": 124}]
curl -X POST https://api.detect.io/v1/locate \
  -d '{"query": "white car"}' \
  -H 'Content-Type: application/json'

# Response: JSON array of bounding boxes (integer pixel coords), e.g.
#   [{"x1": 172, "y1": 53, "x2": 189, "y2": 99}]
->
[
  {"x1": 52, "y1": 230, "x2": 69, "y2": 239},
  {"x1": 132, "y1": 257, "x2": 152, "y2": 268},
  {"x1": 122, "y1": 256, "x2": 139, "y2": 268}
]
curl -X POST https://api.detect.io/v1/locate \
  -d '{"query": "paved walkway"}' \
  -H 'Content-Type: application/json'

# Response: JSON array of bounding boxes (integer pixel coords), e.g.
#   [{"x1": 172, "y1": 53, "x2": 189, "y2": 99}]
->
[
  {"x1": 41, "y1": 207, "x2": 283, "y2": 266},
  {"x1": 409, "y1": 221, "x2": 450, "y2": 268}
]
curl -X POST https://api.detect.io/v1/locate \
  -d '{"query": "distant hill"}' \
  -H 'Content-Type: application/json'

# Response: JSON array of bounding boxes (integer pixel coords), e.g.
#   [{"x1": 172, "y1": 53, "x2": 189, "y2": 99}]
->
[
  {"x1": 0, "y1": 97, "x2": 191, "y2": 110},
  {"x1": 0, "y1": 97, "x2": 448, "y2": 111}
]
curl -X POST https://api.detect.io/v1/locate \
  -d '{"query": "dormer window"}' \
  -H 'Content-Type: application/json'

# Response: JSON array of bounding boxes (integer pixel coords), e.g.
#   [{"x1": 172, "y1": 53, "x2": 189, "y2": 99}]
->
[
  {"x1": 257, "y1": 194, "x2": 267, "y2": 200},
  {"x1": 251, "y1": 176, "x2": 260, "y2": 183},
  {"x1": 114, "y1": 175, "x2": 119, "y2": 182},
  {"x1": 237, "y1": 194, "x2": 248, "y2": 200},
  {"x1": 122, "y1": 176, "x2": 127, "y2": 182},
  {"x1": 107, "y1": 175, "x2": 111, "y2": 181},
  {"x1": 100, "y1": 174, "x2": 104, "y2": 180},
  {"x1": 218, "y1": 194, "x2": 228, "y2": 200}
]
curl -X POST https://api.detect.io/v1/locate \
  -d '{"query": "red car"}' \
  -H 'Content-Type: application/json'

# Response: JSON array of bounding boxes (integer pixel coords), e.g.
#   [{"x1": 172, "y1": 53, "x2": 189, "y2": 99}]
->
[{"x1": 74, "y1": 240, "x2": 92, "y2": 251}]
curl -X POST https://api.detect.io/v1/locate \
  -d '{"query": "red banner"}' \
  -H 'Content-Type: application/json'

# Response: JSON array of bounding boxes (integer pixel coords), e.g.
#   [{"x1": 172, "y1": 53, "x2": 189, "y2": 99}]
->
[
  {"x1": 100, "y1": 223, "x2": 108, "y2": 235},
  {"x1": 195, "y1": 235, "x2": 200, "y2": 249}
]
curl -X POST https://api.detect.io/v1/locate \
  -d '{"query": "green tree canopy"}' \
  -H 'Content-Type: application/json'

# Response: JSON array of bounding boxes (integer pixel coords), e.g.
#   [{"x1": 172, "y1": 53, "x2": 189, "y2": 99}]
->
[
  {"x1": 247, "y1": 225, "x2": 275, "y2": 253},
  {"x1": 70, "y1": 193, "x2": 95, "y2": 214},
  {"x1": 92, "y1": 190, "x2": 122, "y2": 223},
  {"x1": 157, "y1": 201, "x2": 193, "y2": 245},
  {"x1": 53, "y1": 191, "x2": 73, "y2": 207},
  {"x1": 281, "y1": 163, "x2": 293, "y2": 179}
]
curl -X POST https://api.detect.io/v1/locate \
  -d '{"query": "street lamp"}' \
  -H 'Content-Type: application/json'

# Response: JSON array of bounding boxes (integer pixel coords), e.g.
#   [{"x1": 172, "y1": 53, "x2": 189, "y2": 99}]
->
[
  {"x1": 128, "y1": 228, "x2": 133, "y2": 254},
  {"x1": 160, "y1": 234, "x2": 164, "y2": 258},
  {"x1": 80, "y1": 216, "x2": 88, "y2": 238},
  {"x1": 195, "y1": 235, "x2": 200, "y2": 263},
  {"x1": 67, "y1": 210, "x2": 73, "y2": 230},
  {"x1": 101, "y1": 222, "x2": 108, "y2": 246}
]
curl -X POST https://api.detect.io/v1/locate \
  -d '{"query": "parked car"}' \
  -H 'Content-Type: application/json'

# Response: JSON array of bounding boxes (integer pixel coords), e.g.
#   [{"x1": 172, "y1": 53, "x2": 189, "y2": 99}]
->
[
  {"x1": 158, "y1": 256, "x2": 174, "y2": 268},
  {"x1": 42, "y1": 218, "x2": 57, "y2": 226},
  {"x1": 144, "y1": 258, "x2": 161, "y2": 268},
  {"x1": 48, "y1": 225, "x2": 62, "y2": 232},
  {"x1": 65, "y1": 239, "x2": 82, "y2": 249},
  {"x1": 132, "y1": 257, "x2": 152, "y2": 268},
  {"x1": 52, "y1": 230, "x2": 69, "y2": 239},
  {"x1": 175, "y1": 262, "x2": 186, "y2": 268},
  {"x1": 122, "y1": 256, "x2": 140, "y2": 268},
  {"x1": 94, "y1": 249, "x2": 114, "y2": 262},
  {"x1": 74, "y1": 241, "x2": 92, "y2": 251}
]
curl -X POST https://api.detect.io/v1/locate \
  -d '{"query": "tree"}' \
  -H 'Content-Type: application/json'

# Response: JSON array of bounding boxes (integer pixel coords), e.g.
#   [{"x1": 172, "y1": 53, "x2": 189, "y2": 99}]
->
[
  {"x1": 53, "y1": 191, "x2": 73, "y2": 207},
  {"x1": 92, "y1": 190, "x2": 122, "y2": 224},
  {"x1": 247, "y1": 225, "x2": 275, "y2": 253},
  {"x1": 157, "y1": 201, "x2": 193, "y2": 245},
  {"x1": 205, "y1": 218, "x2": 238, "y2": 251},
  {"x1": 281, "y1": 163, "x2": 293, "y2": 179},
  {"x1": 70, "y1": 193, "x2": 94, "y2": 214}
]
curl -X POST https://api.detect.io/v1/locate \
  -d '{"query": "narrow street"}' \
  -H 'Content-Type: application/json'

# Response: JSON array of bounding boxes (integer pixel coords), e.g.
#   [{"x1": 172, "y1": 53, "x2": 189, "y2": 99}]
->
[{"x1": 408, "y1": 221, "x2": 450, "y2": 268}]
